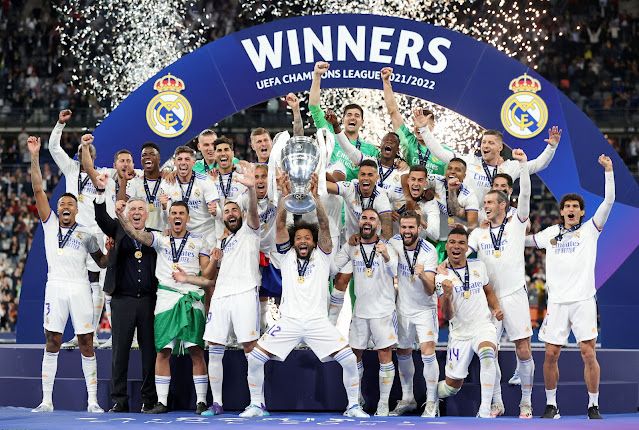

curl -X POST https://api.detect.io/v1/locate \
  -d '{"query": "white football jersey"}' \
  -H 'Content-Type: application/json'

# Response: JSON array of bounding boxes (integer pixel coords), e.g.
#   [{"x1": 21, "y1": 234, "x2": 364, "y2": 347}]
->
[
  {"x1": 213, "y1": 222, "x2": 261, "y2": 298},
  {"x1": 461, "y1": 155, "x2": 524, "y2": 204},
  {"x1": 431, "y1": 174, "x2": 479, "y2": 240},
  {"x1": 337, "y1": 180, "x2": 392, "y2": 238},
  {"x1": 257, "y1": 197, "x2": 277, "y2": 254},
  {"x1": 151, "y1": 231, "x2": 210, "y2": 293},
  {"x1": 127, "y1": 176, "x2": 166, "y2": 231}
]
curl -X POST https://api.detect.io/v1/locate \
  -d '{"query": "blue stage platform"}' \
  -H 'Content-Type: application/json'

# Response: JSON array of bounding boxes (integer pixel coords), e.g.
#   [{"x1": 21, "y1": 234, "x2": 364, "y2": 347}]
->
[{"x1": 0, "y1": 345, "x2": 637, "y2": 418}]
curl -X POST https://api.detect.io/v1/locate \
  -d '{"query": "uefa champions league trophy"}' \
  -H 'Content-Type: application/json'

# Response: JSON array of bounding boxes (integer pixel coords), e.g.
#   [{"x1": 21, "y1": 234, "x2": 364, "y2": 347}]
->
[{"x1": 281, "y1": 136, "x2": 320, "y2": 214}]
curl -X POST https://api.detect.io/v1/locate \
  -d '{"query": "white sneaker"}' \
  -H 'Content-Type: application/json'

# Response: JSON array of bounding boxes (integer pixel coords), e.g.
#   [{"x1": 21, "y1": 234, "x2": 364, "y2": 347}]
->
[
  {"x1": 87, "y1": 403, "x2": 104, "y2": 413},
  {"x1": 477, "y1": 409, "x2": 494, "y2": 418},
  {"x1": 61, "y1": 336, "x2": 79, "y2": 349},
  {"x1": 32, "y1": 402, "x2": 54, "y2": 412},
  {"x1": 421, "y1": 401, "x2": 439, "y2": 418},
  {"x1": 389, "y1": 399, "x2": 417, "y2": 416},
  {"x1": 239, "y1": 404, "x2": 269, "y2": 417},
  {"x1": 508, "y1": 369, "x2": 521, "y2": 385},
  {"x1": 98, "y1": 337, "x2": 112, "y2": 349},
  {"x1": 374, "y1": 402, "x2": 389, "y2": 416},
  {"x1": 490, "y1": 401, "x2": 505, "y2": 417},
  {"x1": 93, "y1": 334, "x2": 101, "y2": 348},
  {"x1": 344, "y1": 404, "x2": 369, "y2": 418},
  {"x1": 519, "y1": 403, "x2": 533, "y2": 419}
]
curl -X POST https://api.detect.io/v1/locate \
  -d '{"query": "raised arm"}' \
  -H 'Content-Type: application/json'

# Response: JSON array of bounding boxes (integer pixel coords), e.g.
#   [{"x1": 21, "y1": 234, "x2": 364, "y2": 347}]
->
[
  {"x1": 49, "y1": 110, "x2": 76, "y2": 174},
  {"x1": 235, "y1": 161, "x2": 259, "y2": 230},
  {"x1": 422, "y1": 201, "x2": 441, "y2": 242},
  {"x1": 512, "y1": 148, "x2": 531, "y2": 220},
  {"x1": 593, "y1": 155, "x2": 615, "y2": 229},
  {"x1": 311, "y1": 173, "x2": 332, "y2": 254},
  {"x1": 286, "y1": 93, "x2": 304, "y2": 137},
  {"x1": 309, "y1": 61, "x2": 329, "y2": 107},
  {"x1": 381, "y1": 67, "x2": 405, "y2": 130},
  {"x1": 275, "y1": 170, "x2": 291, "y2": 247},
  {"x1": 327, "y1": 111, "x2": 364, "y2": 165},
  {"x1": 93, "y1": 194, "x2": 119, "y2": 238},
  {"x1": 28, "y1": 136, "x2": 51, "y2": 221},
  {"x1": 413, "y1": 109, "x2": 454, "y2": 163},
  {"x1": 115, "y1": 202, "x2": 154, "y2": 246},
  {"x1": 80, "y1": 133, "x2": 101, "y2": 185},
  {"x1": 527, "y1": 126, "x2": 561, "y2": 174}
]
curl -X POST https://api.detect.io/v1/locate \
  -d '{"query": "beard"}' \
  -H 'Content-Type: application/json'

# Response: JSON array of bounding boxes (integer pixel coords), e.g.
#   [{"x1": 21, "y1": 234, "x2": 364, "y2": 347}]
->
[
  {"x1": 402, "y1": 234, "x2": 418, "y2": 247},
  {"x1": 359, "y1": 224, "x2": 375, "y2": 240},
  {"x1": 224, "y1": 216, "x2": 243, "y2": 233}
]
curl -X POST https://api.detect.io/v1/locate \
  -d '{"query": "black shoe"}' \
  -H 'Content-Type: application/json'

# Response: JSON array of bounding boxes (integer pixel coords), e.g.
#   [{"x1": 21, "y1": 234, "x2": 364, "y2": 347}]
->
[
  {"x1": 195, "y1": 402, "x2": 207, "y2": 415},
  {"x1": 540, "y1": 404, "x2": 560, "y2": 419},
  {"x1": 141, "y1": 403, "x2": 156, "y2": 413},
  {"x1": 588, "y1": 406, "x2": 603, "y2": 419},
  {"x1": 108, "y1": 402, "x2": 129, "y2": 413},
  {"x1": 143, "y1": 402, "x2": 168, "y2": 414}
]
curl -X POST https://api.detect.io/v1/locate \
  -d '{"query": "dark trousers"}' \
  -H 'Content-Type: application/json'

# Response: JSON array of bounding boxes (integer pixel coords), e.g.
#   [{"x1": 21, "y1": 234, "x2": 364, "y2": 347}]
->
[{"x1": 110, "y1": 294, "x2": 157, "y2": 407}]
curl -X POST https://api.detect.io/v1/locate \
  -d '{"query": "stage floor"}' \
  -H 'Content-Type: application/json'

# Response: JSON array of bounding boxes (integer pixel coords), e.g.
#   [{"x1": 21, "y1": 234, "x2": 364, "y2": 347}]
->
[{"x1": 1, "y1": 409, "x2": 638, "y2": 429}]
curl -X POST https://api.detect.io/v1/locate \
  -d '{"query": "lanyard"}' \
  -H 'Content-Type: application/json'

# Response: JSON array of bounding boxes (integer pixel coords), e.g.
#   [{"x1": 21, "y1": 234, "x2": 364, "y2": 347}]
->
[
  {"x1": 403, "y1": 239, "x2": 422, "y2": 277},
  {"x1": 450, "y1": 264, "x2": 469, "y2": 293},
  {"x1": 489, "y1": 217, "x2": 508, "y2": 252},
  {"x1": 360, "y1": 240, "x2": 378, "y2": 271},
  {"x1": 77, "y1": 172, "x2": 90, "y2": 196},
  {"x1": 481, "y1": 159, "x2": 497, "y2": 185},
  {"x1": 443, "y1": 180, "x2": 454, "y2": 217},
  {"x1": 58, "y1": 223, "x2": 78, "y2": 250},
  {"x1": 218, "y1": 170, "x2": 233, "y2": 198},
  {"x1": 221, "y1": 233, "x2": 235, "y2": 251},
  {"x1": 297, "y1": 257, "x2": 310, "y2": 278},
  {"x1": 378, "y1": 163, "x2": 394, "y2": 186},
  {"x1": 417, "y1": 144, "x2": 431, "y2": 166},
  {"x1": 143, "y1": 176, "x2": 161, "y2": 203},
  {"x1": 357, "y1": 184, "x2": 377, "y2": 210},
  {"x1": 179, "y1": 175, "x2": 195, "y2": 203},
  {"x1": 555, "y1": 223, "x2": 581, "y2": 242},
  {"x1": 170, "y1": 232, "x2": 190, "y2": 264}
]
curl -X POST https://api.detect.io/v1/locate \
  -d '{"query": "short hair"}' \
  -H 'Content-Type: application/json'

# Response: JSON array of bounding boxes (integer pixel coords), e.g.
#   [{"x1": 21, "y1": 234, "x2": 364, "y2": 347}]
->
[
  {"x1": 174, "y1": 145, "x2": 195, "y2": 158},
  {"x1": 483, "y1": 129, "x2": 504, "y2": 141},
  {"x1": 486, "y1": 190, "x2": 509, "y2": 204},
  {"x1": 126, "y1": 197, "x2": 148, "y2": 213},
  {"x1": 198, "y1": 129, "x2": 217, "y2": 140},
  {"x1": 361, "y1": 208, "x2": 380, "y2": 219},
  {"x1": 288, "y1": 221, "x2": 319, "y2": 247},
  {"x1": 408, "y1": 164, "x2": 428, "y2": 176},
  {"x1": 343, "y1": 103, "x2": 364, "y2": 118},
  {"x1": 448, "y1": 157, "x2": 467, "y2": 168},
  {"x1": 169, "y1": 201, "x2": 190, "y2": 214},
  {"x1": 113, "y1": 149, "x2": 133, "y2": 163},
  {"x1": 59, "y1": 192, "x2": 78, "y2": 203},
  {"x1": 359, "y1": 158, "x2": 378, "y2": 170},
  {"x1": 422, "y1": 108, "x2": 435, "y2": 121},
  {"x1": 494, "y1": 173, "x2": 513, "y2": 188},
  {"x1": 214, "y1": 136, "x2": 234, "y2": 150},
  {"x1": 448, "y1": 225, "x2": 469, "y2": 238},
  {"x1": 399, "y1": 210, "x2": 421, "y2": 226},
  {"x1": 559, "y1": 193, "x2": 585, "y2": 211},
  {"x1": 141, "y1": 141, "x2": 160, "y2": 154},
  {"x1": 255, "y1": 164, "x2": 268, "y2": 174},
  {"x1": 383, "y1": 131, "x2": 400, "y2": 143},
  {"x1": 250, "y1": 128, "x2": 270, "y2": 138}
]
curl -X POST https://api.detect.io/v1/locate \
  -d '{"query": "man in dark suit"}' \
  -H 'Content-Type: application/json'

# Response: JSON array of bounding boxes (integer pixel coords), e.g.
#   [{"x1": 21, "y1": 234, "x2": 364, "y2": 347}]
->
[{"x1": 94, "y1": 192, "x2": 158, "y2": 413}]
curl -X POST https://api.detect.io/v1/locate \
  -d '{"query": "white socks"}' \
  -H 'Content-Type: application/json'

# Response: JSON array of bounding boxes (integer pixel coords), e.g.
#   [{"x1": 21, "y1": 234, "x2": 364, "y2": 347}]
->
[
  {"x1": 247, "y1": 349, "x2": 269, "y2": 406},
  {"x1": 397, "y1": 354, "x2": 415, "y2": 402},
  {"x1": 156, "y1": 375, "x2": 171, "y2": 405},
  {"x1": 518, "y1": 357, "x2": 535, "y2": 405},
  {"x1": 493, "y1": 353, "x2": 503, "y2": 404},
  {"x1": 478, "y1": 347, "x2": 496, "y2": 415},
  {"x1": 81, "y1": 354, "x2": 98, "y2": 405},
  {"x1": 378, "y1": 362, "x2": 395, "y2": 407},
  {"x1": 208, "y1": 345, "x2": 225, "y2": 405},
  {"x1": 328, "y1": 290, "x2": 345, "y2": 325},
  {"x1": 437, "y1": 381, "x2": 460, "y2": 398},
  {"x1": 104, "y1": 295, "x2": 112, "y2": 328},
  {"x1": 41, "y1": 351, "x2": 59, "y2": 404},
  {"x1": 193, "y1": 375, "x2": 208, "y2": 404},
  {"x1": 546, "y1": 388, "x2": 557, "y2": 406},
  {"x1": 90, "y1": 282, "x2": 104, "y2": 331},
  {"x1": 334, "y1": 349, "x2": 360, "y2": 408},
  {"x1": 422, "y1": 353, "x2": 439, "y2": 402},
  {"x1": 588, "y1": 392, "x2": 599, "y2": 407}
]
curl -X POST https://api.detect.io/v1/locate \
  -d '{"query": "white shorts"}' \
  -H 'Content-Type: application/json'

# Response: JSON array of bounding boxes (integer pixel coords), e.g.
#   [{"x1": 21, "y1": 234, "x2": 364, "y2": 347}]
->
[
  {"x1": 349, "y1": 312, "x2": 398, "y2": 350},
  {"x1": 496, "y1": 287, "x2": 533, "y2": 342},
  {"x1": 163, "y1": 338, "x2": 199, "y2": 351},
  {"x1": 539, "y1": 297, "x2": 598, "y2": 345},
  {"x1": 204, "y1": 289, "x2": 260, "y2": 345},
  {"x1": 397, "y1": 309, "x2": 439, "y2": 349},
  {"x1": 43, "y1": 283, "x2": 94, "y2": 335},
  {"x1": 259, "y1": 316, "x2": 349, "y2": 362},
  {"x1": 445, "y1": 323, "x2": 497, "y2": 380}
]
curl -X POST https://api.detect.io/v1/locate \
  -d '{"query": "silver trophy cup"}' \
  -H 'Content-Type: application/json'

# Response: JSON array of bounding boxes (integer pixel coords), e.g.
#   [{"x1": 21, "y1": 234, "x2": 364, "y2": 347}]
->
[{"x1": 281, "y1": 136, "x2": 320, "y2": 214}]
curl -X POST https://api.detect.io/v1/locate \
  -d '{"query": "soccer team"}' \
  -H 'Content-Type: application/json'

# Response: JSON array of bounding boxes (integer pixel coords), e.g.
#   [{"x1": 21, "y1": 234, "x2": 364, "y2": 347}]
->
[{"x1": 28, "y1": 62, "x2": 615, "y2": 420}]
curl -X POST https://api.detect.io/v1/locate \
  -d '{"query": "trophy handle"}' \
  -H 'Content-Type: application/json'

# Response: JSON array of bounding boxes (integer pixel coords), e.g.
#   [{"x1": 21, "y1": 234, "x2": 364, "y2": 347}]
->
[{"x1": 283, "y1": 193, "x2": 316, "y2": 215}]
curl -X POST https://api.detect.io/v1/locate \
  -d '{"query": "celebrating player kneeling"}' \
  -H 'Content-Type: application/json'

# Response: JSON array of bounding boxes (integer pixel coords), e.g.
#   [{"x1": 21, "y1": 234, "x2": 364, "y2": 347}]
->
[{"x1": 240, "y1": 173, "x2": 368, "y2": 418}]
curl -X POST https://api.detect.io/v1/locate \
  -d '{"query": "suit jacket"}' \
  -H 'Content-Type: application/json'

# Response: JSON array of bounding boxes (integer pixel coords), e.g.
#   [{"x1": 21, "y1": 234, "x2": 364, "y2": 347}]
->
[{"x1": 94, "y1": 201, "x2": 158, "y2": 295}]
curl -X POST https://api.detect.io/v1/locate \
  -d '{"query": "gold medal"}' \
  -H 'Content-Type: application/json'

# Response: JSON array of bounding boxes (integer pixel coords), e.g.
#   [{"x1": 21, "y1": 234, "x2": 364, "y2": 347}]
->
[
  {"x1": 298, "y1": 276, "x2": 304, "y2": 284},
  {"x1": 494, "y1": 250, "x2": 501, "y2": 258},
  {"x1": 57, "y1": 248, "x2": 64, "y2": 255},
  {"x1": 550, "y1": 238, "x2": 557, "y2": 246},
  {"x1": 135, "y1": 250, "x2": 143, "y2": 259},
  {"x1": 148, "y1": 203, "x2": 155, "y2": 212},
  {"x1": 410, "y1": 275, "x2": 415, "y2": 282},
  {"x1": 172, "y1": 263, "x2": 179, "y2": 270},
  {"x1": 78, "y1": 195, "x2": 84, "y2": 202},
  {"x1": 447, "y1": 216, "x2": 454, "y2": 225},
  {"x1": 463, "y1": 290, "x2": 471, "y2": 299},
  {"x1": 366, "y1": 268, "x2": 373, "y2": 277}
]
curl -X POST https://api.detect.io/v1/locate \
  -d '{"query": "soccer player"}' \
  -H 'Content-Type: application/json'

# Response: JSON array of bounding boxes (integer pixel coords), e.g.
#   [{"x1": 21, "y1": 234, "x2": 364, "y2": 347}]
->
[
  {"x1": 28, "y1": 136, "x2": 109, "y2": 413},
  {"x1": 478, "y1": 173, "x2": 519, "y2": 222},
  {"x1": 202, "y1": 161, "x2": 262, "y2": 416},
  {"x1": 387, "y1": 211, "x2": 440, "y2": 417},
  {"x1": 528, "y1": 155, "x2": 615, "y2": 420},
  {"x1": 468, "y1": 148, "x2": 534, "y2": 418},
  {"x1": 399, "y1": 165, "x2": 440, "y2": 241},
  {"x1": 413, "y1": 109, "x2": 561, "y2": 203},
  {"x1": 193, "y1": 129, "x2": 219, "y2": 174},
  {"x1": 117, "y1": 200, "x2": 216, "y2": 415},
  {"x1": 380, "y1": 67, "x2": 448, "y2": 176},
  {"x1": 126, "y1": 142, "x2": 166, "y2": 231},
  {"x1": 309, "y1": 61, "x2": 378, "y2": 180},
  {"x1": 160, "y1": 146, "x2": 219, "y2": 246},
  {"x1": 333, "y1": 209, "x2": 398, "y2": 416},
  {"x1": 239, "y1": 173, "x2": 368, "y2": 418},
  {"x1": 250, "y1": 128, "x2": 273, "y2": 164},
  {"x1": 435, "y1": 227, "x2": 503, "y2": 418}
]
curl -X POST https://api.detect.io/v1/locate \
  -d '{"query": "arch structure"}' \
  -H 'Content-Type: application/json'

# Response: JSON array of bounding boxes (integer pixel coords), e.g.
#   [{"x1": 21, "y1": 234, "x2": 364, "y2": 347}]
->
[{"x1": 18, "y1": 14, "x2": 639, "y2": 346}]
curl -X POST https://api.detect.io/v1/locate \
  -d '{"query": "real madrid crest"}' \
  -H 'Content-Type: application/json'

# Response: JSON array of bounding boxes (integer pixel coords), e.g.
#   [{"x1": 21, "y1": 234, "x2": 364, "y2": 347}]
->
[
  {"x1": 146, "y1": 74, "x2": 192, "y2": 138},
  {"x1": 500, "y1": 74, "x2": 548, "y2": 139}
]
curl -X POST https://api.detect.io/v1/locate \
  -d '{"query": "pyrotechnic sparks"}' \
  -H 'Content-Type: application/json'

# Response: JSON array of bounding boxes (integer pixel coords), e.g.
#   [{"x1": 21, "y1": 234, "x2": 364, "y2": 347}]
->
[{"x1": 56, "y1": 1, "x2": 210, "y2": 113}]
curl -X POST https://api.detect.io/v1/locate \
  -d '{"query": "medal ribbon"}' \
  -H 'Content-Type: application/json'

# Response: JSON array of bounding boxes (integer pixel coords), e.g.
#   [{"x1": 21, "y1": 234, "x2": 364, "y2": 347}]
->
[
  {"x1": 359, "y1": 240, "x2": 378, "y2": 273},
  {"x1": 403, "y1": 239, "x2": 422, "y2": 277},
  {"x1": 554, "y1": 223, "x2": 582, "y2": 243},
  {"x1": 489, "y1": 217, "x2": 508, "y2": 252},
  {"x1": 170, "y1": 232, "x2": 190, "y2": 265},
  {"x1": 357, "y1": 184, "x2": 377, "y2": 210},
  {"x1": 179, "y1": 175, "x2": 195, "y2": 203},
  {"x1": 450, "y1": 264, "x2": 470, "y2": 294},
  {"x1": 143, "y1": 176, "x2": 161, "y2": 204},
  {"x1": 221, "y1": 233, "x2": 235, "y2": 251},
  {"x1": 417, "y1": 144, "x2": 431, "y2": 166},
  {"x1": 218, "y1": 170, "x2": 233, "y2": 198},
  {"x1": 443, "y1": 180, "x2": 454, "y2": 218},
  {"x1": 58, "y1": 223, "x2": 78, "y2": 250},
  {"x1": 297, "y1": 257, "x2": 310, "y2": 279},
  {"x1": 481, "y1": 159, "x2": 497, "y2": 186},
  {"x1": 77, "y1": 172, "x2": 90, "y2": 197},
  {"x1": 378, "y1": 163, "x2": 394, "y2": 186}
]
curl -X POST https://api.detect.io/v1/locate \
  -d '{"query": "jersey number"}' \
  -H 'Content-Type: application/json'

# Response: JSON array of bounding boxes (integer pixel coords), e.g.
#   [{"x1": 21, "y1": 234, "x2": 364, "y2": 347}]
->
[
  {"x1": 267, "y1": 325, "x2": 281, "y2": 337},
  {"x1": 448, "y1": 348, "x2": 460, "y2": 362}
]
